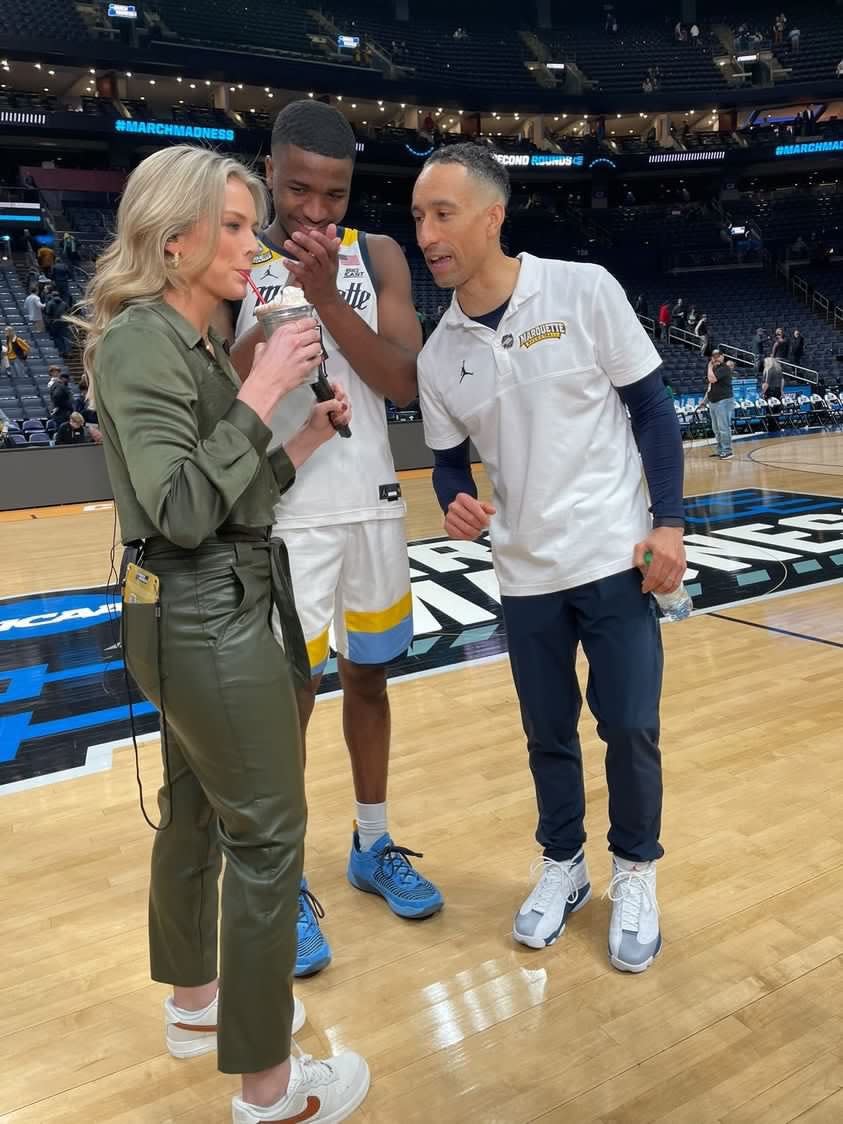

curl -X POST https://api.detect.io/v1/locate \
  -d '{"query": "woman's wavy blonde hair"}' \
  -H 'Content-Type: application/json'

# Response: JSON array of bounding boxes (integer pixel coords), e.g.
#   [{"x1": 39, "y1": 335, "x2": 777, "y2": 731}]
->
[{"x1": 77, "y1": 145, "x2": 267, "y2": 387}]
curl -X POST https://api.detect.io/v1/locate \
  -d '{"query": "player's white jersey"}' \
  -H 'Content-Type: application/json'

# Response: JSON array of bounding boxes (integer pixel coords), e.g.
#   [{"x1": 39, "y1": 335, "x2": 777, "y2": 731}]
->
[{"x1": 235, "y1": 228, "x2": 405, "y2": 529}]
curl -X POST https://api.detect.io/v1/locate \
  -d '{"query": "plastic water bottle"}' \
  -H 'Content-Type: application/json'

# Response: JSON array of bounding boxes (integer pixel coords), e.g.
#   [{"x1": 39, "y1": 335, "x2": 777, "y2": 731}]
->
[{"x1": 644, "y1": 551, "x2": 693, "y2": 622}]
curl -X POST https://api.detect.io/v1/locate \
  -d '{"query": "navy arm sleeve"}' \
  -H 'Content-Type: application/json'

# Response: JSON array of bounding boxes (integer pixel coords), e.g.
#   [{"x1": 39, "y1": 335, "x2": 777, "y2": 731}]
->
[
  {"x1": 616, "y1": 372, "x2": 685, "y2": 528},
  {"x1": 432, "y1": 438, "x2": 476, "y2": 514}
]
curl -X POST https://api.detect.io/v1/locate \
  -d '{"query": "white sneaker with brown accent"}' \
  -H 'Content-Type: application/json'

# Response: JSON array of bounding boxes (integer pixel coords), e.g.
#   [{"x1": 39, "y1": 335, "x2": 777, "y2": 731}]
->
[
  {"x1": 165, "y1": 993, "x2": 306, "y2": 1060},
  {"x1": 231, "y1": 1051, "x2": 370, "y2": 1124}
]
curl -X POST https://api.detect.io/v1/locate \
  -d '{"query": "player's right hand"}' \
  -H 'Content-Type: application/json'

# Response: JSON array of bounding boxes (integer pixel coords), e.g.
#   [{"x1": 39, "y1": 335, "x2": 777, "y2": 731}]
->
[
  {"x1": 249, "y1": 317, "x2": 322, "y2": 400},
  {"x1": 444, "y1": 493, "x2": 496, "y2": 541}
]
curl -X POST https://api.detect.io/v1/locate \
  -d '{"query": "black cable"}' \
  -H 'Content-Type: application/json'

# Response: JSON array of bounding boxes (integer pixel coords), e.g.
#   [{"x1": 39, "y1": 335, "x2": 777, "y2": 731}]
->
[
  {"x1": 103, "y1": 502, "x2": 172, "y2": 832},
  {"x1": 121, "y1": 598, "x2": 173, "y2": 832}
]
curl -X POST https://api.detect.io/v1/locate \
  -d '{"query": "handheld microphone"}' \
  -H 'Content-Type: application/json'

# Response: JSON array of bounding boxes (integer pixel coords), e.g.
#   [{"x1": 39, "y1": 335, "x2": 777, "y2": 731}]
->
[{"x1": 313, "y1": 331, "x2": 351, "y2": 439}]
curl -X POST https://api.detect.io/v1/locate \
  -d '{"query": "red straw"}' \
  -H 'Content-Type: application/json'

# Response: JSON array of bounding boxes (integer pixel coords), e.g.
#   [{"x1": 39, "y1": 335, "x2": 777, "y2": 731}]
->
[{"x1": 240, "y1": 270, "x2": 266, "y2": 305}]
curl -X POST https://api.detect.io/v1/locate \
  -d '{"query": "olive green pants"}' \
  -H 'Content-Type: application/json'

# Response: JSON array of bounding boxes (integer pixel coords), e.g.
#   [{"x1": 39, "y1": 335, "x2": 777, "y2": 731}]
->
[{"x1": 122, "y1": 535, "x2": 306, "y2": 1074}]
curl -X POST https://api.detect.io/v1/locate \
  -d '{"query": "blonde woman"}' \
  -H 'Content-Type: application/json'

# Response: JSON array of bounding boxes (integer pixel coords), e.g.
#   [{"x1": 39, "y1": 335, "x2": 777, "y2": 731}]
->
[{"x1": 84, "y1": 145, "x2": 367, "y2": 1124}]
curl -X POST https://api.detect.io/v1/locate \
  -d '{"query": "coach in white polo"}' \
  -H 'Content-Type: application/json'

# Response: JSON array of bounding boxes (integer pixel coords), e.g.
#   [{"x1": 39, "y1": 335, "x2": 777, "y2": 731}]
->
[{"x1": 412, "y1": 145, "x2": 686, "y2": 974}]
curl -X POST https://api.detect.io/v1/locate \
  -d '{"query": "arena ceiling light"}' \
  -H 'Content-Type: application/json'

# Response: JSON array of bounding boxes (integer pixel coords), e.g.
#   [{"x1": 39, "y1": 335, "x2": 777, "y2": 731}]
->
[
  {"x1": 189, "y1": 83, "x2": 196, "y2": 89},
  {"x1": 34, "y1": 63, "x2": 41, "y2": 69},
  {"x1": 89, "y1": 68, "x2": 95, "y2": 74},
  {"x1": 125, "y1": 71, "x2": 132, "y2": 77},
  {"x1": 48, "y1": 69, "x2": 55, "y2": 75},
  {"x1": 351, "y1": 102, "x2": 357, "y2": 108},
  {"x1": 308, "y1": 91, "x2": 314, "y2": 98},
  {"x1": 149, "y1": 79, "x2": 156, "y2": 85},
  {"x1": 176, "y1": 76, "x2": 182, "y2": 82},
  {"x1": 337, "y1": 95, "x2": 343, "y2": 101},
  {"x1": 204, "y1": 80, "x2": 211, "y2": 86}
]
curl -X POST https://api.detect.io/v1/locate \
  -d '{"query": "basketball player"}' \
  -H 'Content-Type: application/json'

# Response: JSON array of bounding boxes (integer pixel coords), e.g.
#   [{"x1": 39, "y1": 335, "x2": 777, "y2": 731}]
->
[
  {"x1": 413, "y1": 145, "x2": 686, "y2": 973},
  {"x1": 226, "y1": 100, "x2": 443, "y2": 976}
]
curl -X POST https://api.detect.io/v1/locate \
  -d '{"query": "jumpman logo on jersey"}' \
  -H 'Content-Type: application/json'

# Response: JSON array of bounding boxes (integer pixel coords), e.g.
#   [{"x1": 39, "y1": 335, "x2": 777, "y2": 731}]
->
[
  {"x1": 459, "y1": 361, "x2": 474, "y2": 383},
  {"x1": 259, "y1": 266, "x2": 279, "y2": 281}
]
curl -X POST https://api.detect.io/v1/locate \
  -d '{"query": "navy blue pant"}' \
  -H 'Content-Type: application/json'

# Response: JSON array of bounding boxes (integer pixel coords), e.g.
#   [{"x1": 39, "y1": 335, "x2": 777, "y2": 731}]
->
[{"x1": 502, "y1": 568, "x2": 664, "y2": 865}]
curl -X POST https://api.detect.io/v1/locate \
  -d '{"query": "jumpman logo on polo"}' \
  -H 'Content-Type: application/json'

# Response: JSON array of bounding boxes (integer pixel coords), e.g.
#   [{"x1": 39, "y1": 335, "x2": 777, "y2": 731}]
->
[{"x1": 459, "y1": 361, "x2": 474, "y2": 383}]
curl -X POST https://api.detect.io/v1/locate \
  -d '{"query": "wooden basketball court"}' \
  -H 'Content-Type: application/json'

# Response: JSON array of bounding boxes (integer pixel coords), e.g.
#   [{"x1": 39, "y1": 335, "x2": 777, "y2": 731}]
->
[{"x1": 1, "y1": 433, "x2": 842, "y2": 1123}]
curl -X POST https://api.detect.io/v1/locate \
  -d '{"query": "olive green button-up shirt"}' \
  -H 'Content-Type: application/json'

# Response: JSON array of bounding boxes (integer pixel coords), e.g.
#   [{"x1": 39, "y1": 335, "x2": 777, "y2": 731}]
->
[{"x1": 95, "y1": 302, "x2": 294, "y2": 548}]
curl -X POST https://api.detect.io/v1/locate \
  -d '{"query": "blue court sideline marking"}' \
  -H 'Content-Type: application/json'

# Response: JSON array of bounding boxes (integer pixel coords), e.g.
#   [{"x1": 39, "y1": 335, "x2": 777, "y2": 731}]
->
[{"x1": 708, "y1": 613, "x2": 843, "y2": 649}]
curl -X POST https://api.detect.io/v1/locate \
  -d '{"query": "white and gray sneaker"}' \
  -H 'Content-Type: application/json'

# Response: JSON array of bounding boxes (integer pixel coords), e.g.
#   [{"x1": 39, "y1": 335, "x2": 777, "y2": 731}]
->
[
  {"x1": 605, "y1": 856, "x2": 661, "y2": 973},
  {"x1": 513, "y1": 850, "x2": 592, "y2": 949},
  {"x1": 232, "y1": 1050, "x2": 370, "y2": 1124}
]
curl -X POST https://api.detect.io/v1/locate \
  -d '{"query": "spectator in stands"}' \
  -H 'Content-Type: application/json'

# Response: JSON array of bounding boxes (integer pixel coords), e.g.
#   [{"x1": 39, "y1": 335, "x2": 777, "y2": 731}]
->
[
  {"x1": 47, "y1": 363, "x2": 63, "y2": 391},
  {"x1": 49, "y1": 370, "x2": 74, "y2": 426},
  {"x1": 791, "y1": 328, "x2": 805, "y2": 367},
  {"x1": 837, "y1": 59, "x2": 843, "y2": 78},
  {"x1": 642, "y1": 76, "x2": 654, "y2": 93},
  {"x1": 634, "y1": 293, "x2": 649, "y2": 318},
  {"x1": 695, "y1": 311, "x2": 710, "y2": 354},
  {"x1": 686, "y1": 306, "x2": 698, "y2": 332},
  {"x1": 422, "y1": 112, "x2": 435, "y2": 134},
  {"x1": 788, "y1": 26, "x2": 801, "y2": 53},
  {"x1": 754, "y1": 328, "x2": 768, "y2": 373},
  {"x1": 762, "y1": 357, "x2": 784, "y2": 430},
  {"x1": 0, "y1": 419, "x2": 15, "y2": 451},
  {"x1": 44, "y1": 287, "x2": 70, "y2": 357},
  {"x1": 62, "y1": 230, "x2": 79, "y2": 273},
  {"x1": 3, "y1": 325, "x2": 29, "y2": 372},
  {"x1": 52, "y1": 256, "x2": 71, "y2": 304},
  {"x1": 36, "y1": 242, "x2": 56, "y2": 275},
  {"x1": 657, "y1": 301, "x2": 671, "y2": 339},
  {"x1": 771, "y1": 327, "x2": 790, "y2": 361},
  {"x1": 74, "y1": 371, "x2": 91, "y2": 417},
  {"x1": 671, "y1": 298, "x2": 686, "y2": 330},
  {"x1": 55, "y1": 411, "x2": 90, "y2": 446},
  {"x1": 24, "y1": 285, "x2": 45, "y2": 333},
  {"x1": 674, "y1": 21, "x2": 684, "y2": 42},
  {"x1": 690, "y1": 23, "x2": 700, "y2": 46}
]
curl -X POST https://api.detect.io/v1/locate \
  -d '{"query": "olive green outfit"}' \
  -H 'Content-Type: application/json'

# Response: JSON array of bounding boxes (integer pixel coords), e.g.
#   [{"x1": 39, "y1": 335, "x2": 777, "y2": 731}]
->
[{"x1": 95, "y1": 302, "x2": 309, "y2": 1074}]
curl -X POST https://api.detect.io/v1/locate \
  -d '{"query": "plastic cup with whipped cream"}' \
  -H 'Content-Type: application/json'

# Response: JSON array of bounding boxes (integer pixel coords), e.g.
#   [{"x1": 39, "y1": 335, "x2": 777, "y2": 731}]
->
[{"x1": 253, "y1": 285, "x2": 315, "y2": 339}]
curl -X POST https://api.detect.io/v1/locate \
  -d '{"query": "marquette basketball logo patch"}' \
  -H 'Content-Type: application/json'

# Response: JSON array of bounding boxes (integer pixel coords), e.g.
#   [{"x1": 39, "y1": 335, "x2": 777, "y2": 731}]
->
[{"x1": 518, "y1": 322, "x2": 567, "y2": 349}]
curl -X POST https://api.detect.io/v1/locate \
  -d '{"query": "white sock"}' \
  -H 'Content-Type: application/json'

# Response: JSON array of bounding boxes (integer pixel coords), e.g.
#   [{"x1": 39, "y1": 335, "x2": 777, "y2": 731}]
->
[
  {"x1": 169, "y1": 994, "x2": 216, "y2": 1021},
  {"x1": 355, "y1": 802, "x2": 388, "y2": 851}
]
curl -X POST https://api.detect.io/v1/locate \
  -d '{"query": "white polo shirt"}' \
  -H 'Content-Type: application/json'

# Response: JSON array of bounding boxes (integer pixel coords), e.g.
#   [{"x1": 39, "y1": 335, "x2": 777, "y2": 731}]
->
[{"x1": 418, "y1": 253, "x2": 661, "y2": 597}]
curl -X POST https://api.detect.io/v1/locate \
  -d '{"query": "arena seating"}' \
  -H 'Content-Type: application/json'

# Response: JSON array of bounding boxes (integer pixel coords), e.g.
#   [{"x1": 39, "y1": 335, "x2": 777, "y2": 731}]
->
[
  {"x1": 0, "y1": 265, "x2": 68, "y2": 421},
  {"x1": 621, "y1": 266, "x2": 841, "y2": 394},
  {"x1": 0, "y1": 0, "x2": 87, "y2": 41},
  {"x1": 723, "y1": 192, "x2": 843, "y2": 252},
  {"x1": 153, "y1": 0, "x2": 323, "y2": 62},
  {"x1": 541, "y1": 17, "x2": 727, "y2": 95}
]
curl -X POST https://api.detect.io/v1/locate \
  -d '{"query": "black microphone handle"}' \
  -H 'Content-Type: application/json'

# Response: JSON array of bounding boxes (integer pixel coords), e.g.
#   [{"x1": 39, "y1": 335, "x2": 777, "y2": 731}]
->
[{"x1": 311, "y1": 369, "x2": 351, "y2": 438}]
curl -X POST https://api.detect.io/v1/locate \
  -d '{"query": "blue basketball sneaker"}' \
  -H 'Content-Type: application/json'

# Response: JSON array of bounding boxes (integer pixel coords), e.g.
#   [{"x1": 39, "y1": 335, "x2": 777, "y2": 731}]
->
[
  {"x1": 347, "y1": 831, "x2": 444, "y2": 919},
  {"x1": 295, "y1": 878, "x2": 332, "y2": 978}
]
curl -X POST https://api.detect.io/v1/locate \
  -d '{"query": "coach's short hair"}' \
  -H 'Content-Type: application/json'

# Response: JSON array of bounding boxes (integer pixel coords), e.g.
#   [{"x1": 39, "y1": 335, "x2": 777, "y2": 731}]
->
[
  {"x1": 422, "y1": 143, "x2": 511, "y2": 207},
  {"x1": 271, "y1": 99, "x2": 357, "y2": 160}
]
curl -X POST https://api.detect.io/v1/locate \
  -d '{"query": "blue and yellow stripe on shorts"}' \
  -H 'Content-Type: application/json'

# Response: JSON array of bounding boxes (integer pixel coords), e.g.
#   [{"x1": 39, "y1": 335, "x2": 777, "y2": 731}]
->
[
  {"x1": 345, "y1": 590, "x2": 414, "y2": 666},
  {"x1": 307, "y1": 629, "x2": 331, "y2": 679}
]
